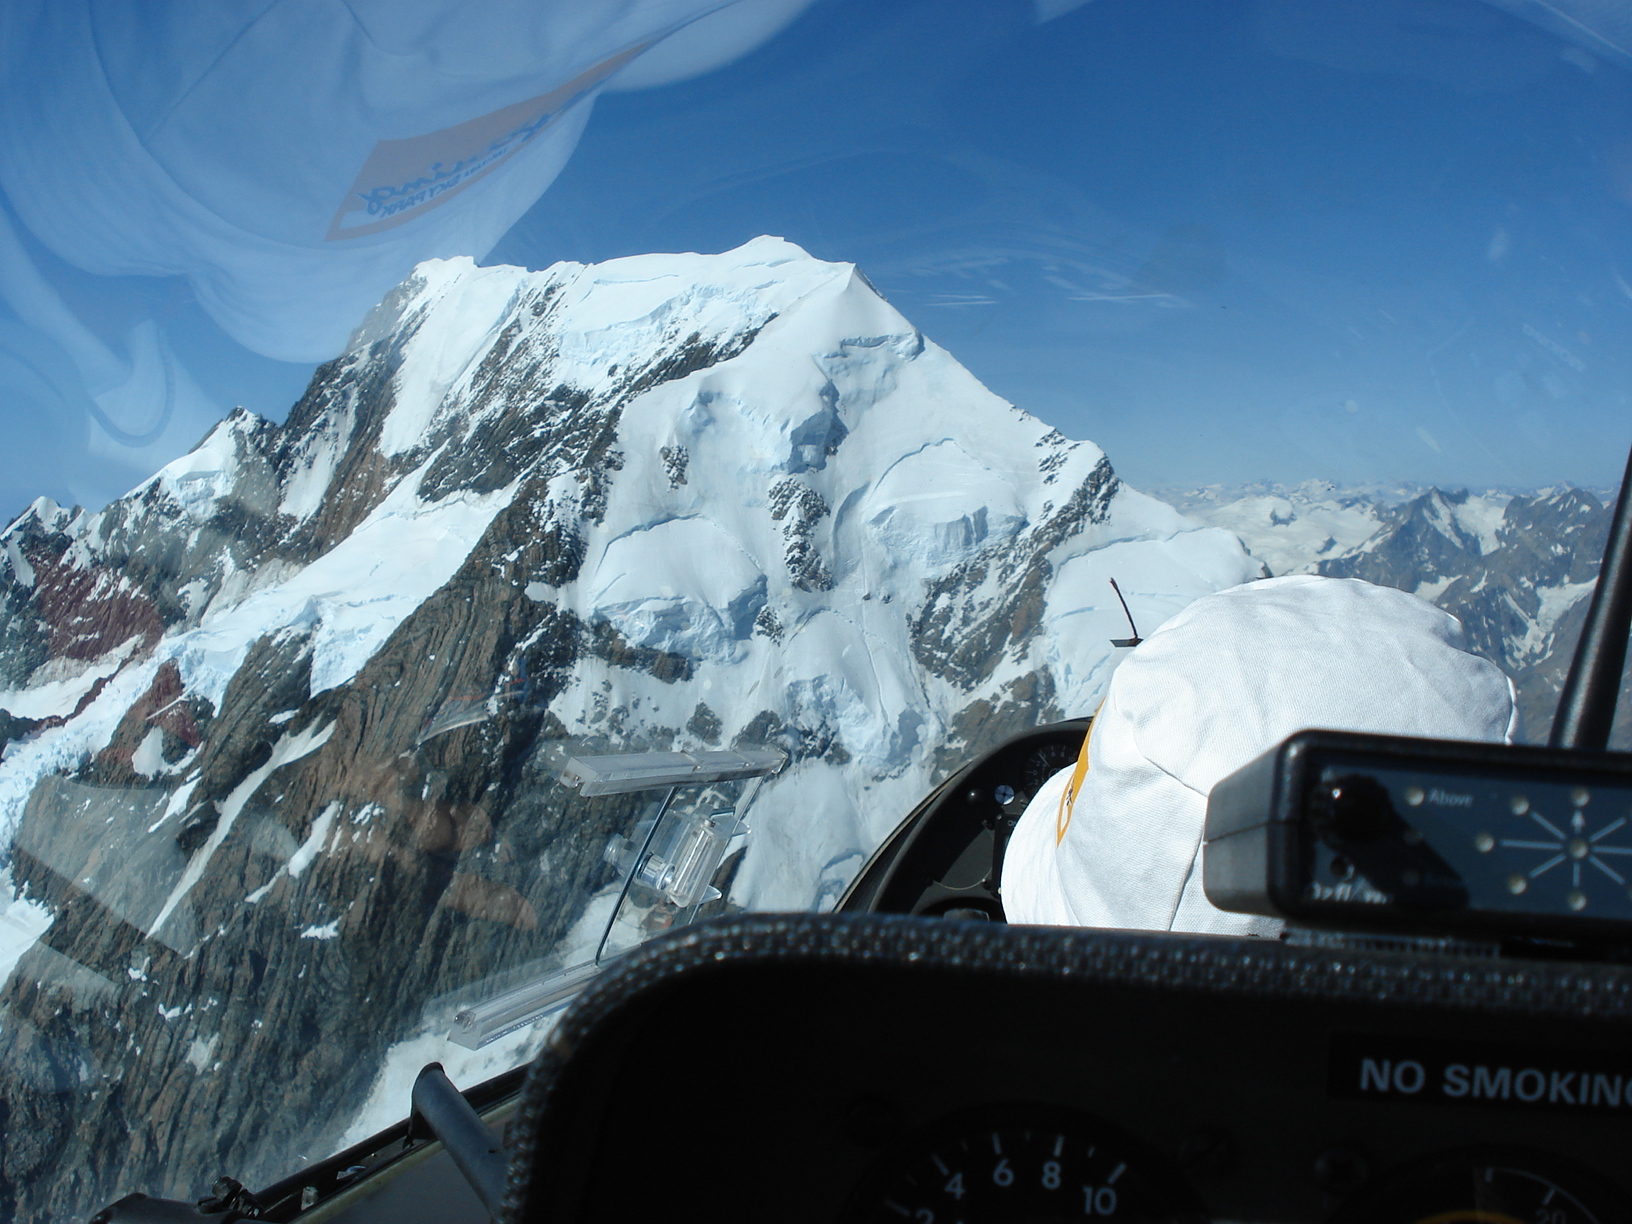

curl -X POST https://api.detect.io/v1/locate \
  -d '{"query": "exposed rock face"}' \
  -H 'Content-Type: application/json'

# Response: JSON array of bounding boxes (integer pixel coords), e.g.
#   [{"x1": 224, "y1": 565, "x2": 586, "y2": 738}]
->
[
  {"x1": 1169, "y1": 481, "x2": 1629, "y2": 748},
  {"x1": 1317, "y1": 486, "x2": 1626, "y2": 746},
  {"x1": 0, "y1": 238, "x2": 1255, "y2": 1221}
]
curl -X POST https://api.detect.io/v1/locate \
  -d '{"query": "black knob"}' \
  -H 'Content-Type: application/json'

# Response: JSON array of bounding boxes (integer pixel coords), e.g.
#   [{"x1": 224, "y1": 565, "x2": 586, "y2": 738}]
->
[{"x1": 1314, "y1": 774, "x2": 1394, "y2": 846}]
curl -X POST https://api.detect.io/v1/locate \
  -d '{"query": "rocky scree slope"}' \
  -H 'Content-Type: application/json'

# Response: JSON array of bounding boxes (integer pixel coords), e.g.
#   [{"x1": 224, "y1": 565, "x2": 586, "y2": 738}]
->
[{"x1": 0, "y1": 237, "x2": 1255, "y2": 1221}]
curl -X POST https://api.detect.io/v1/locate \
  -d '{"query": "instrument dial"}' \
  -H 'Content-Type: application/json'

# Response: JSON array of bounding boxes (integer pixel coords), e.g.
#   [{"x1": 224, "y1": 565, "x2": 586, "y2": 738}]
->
[
  {"x1": 1017, "y1": 739, "x2": 1083, "y2": 800},
  {"x1": 1481, "y1": 795, "x2": 1632, "y2": 915},
  {"x1": 845, "y1": 1104, "x2": 1197, "y2": 1223},
  {"x1": 1332, "y1": 1149, "x2": 1630, "y2": 1224}
]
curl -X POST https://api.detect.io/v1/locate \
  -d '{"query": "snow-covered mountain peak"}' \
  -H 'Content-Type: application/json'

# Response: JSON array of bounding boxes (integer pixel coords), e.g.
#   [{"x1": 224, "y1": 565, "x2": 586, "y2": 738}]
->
[
  {"x1": 0, "y1": 240, "x2": 1251, "y2": 802},
  {"x1": 0, "y1": 241, "x2": 1261, "y2": 1221}
]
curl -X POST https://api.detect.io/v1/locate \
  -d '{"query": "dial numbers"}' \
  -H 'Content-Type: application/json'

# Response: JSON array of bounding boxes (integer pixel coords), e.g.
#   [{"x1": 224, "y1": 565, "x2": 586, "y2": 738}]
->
[{"x1": 847, "y1": 1105, "x2": 1194, "y2": 1223}]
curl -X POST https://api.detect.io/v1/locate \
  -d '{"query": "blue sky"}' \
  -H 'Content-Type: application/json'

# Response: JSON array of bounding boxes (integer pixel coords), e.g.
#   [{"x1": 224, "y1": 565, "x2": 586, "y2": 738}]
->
[
  {"x1": 494, "y1": 0, "x2": 1632, "y2": 493},
  {"x1": 3, "y1": 0, "x2": 1631, "y2": 514}
]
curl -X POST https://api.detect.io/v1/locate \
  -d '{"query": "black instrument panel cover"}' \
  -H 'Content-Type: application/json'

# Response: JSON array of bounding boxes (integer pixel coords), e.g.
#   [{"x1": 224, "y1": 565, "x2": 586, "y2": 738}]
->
[{"x1": 499, "y1": 914, "x2": 1632, "y2": 1223}]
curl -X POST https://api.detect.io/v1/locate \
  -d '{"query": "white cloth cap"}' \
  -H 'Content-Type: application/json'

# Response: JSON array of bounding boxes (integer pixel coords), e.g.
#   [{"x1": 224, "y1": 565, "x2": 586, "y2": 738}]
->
[{"x1": 1001, "y1": 574, "x2": 1520, "y2": 935}]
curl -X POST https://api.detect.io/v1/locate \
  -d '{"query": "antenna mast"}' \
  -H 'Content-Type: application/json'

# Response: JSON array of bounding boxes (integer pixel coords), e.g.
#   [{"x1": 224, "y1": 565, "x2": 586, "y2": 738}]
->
[
  {"x1": 1550, "y1": 441, "x2": 1632, "y2": 750},
  {"x1": 1109, "y1": 578, "x2": 1142, "y2": 649}
]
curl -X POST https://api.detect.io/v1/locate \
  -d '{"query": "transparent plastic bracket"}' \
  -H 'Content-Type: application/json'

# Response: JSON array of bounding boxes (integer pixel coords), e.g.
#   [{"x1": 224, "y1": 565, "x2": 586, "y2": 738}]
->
[{"x1": 447, "y1": 747, "x2": 784, "y2": 1049}]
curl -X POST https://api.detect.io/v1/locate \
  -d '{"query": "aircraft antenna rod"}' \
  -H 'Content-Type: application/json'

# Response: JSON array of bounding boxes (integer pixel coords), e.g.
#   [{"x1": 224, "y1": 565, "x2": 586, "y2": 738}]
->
[
  {"x1": 1109, "y1": 577, "x2": 1142, "y2": 645},
  {"x1": 1550, "y1": 441, "x2": 1632, "y2": 750}
]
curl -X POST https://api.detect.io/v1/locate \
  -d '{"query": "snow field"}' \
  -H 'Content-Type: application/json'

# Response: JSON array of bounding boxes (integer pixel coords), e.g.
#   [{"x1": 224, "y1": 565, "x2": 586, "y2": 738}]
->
[{"x1": 527, "y1": 240, "x2": 1260, "y2": 911}]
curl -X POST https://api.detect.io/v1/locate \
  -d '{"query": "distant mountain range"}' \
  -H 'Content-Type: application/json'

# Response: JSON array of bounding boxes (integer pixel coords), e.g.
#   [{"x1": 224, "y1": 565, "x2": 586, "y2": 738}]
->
[
  {"x1": 0, "y1": 239, "x2": 1258, "y2": 1221},
  {"x1": 1164, "y1": 481, "x2": 1630, "y2": 749}
]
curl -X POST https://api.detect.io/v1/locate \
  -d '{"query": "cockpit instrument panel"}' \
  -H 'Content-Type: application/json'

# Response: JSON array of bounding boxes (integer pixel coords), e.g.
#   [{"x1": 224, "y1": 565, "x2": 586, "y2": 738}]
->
[
  {"x1": 837, "y1": 721, "x2": 1090, "y2": 920},
  {"x1": 501, "y1": 912, "x2": 1632, "y2": 1224}
]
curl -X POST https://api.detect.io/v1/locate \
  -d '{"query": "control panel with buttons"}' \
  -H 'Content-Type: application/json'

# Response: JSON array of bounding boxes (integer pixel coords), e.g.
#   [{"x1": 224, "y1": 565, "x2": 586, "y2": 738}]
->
[{"x1": 1203, "y1": 730, "x2": 1632, "y2": 941}]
